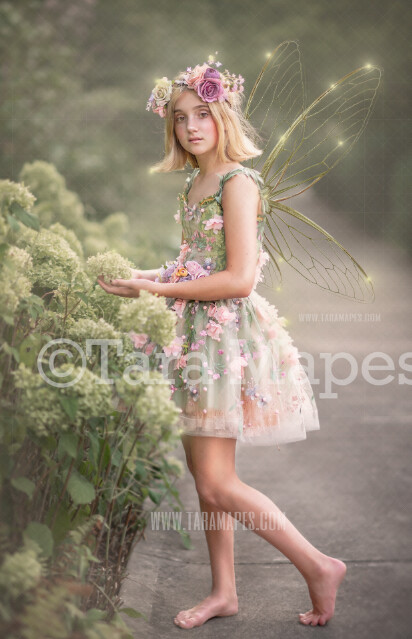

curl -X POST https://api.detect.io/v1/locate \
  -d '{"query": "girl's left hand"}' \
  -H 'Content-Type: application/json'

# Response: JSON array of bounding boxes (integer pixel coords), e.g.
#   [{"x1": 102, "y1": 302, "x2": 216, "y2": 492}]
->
[{"x1": 97, "y1": 275, "x2": 152, "y2": 298}]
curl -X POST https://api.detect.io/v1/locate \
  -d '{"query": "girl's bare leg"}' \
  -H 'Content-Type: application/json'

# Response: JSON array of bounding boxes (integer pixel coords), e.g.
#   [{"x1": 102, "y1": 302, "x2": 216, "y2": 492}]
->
[
  {"x1": 174, "y1": 435, "x2": 346, "y2": 629},
  {"x1": 174, "y1": 436, "x2": 238, "y2": 629}
]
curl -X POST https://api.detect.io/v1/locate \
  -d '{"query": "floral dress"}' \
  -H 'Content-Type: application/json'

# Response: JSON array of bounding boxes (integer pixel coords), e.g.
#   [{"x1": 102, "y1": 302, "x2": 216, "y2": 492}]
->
[{"x1": 149, "y1": 166, "x2": 319, "y2": 447}]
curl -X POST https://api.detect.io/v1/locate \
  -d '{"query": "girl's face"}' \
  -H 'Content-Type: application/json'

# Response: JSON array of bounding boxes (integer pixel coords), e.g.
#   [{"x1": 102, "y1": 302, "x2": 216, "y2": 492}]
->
[{"x1": 173, "y1": 90, "x2": 219, "y2": 157}]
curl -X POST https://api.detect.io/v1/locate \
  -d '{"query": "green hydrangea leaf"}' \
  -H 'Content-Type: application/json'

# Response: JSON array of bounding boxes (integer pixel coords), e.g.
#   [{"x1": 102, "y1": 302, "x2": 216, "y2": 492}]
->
[
  {"x1": 10, "y1": 201, "x2": 40, "y2": 230},
  {"x1": 24, "y1": 522, "x2": 54, "y2": 558},
  {"x1": 57, "y1": 433, "x2": 79, "y2": 460},
  {"x1": 67, "y1": 472, "x2": 96, "y2": 505},
  {"x1": 11, "y1": 476, "x2": 36, "y2": 499},
  {"x1": 58, "y1": 395, "x2": 78, "y2": 421}
]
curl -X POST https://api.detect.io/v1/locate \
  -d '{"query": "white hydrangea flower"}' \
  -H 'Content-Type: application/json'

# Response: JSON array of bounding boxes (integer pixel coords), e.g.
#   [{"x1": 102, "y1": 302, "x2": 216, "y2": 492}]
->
[
  {"x1": 0, "y1": 543, "x2": 43, "y2": 599},
  {"x1": 18, "y1": 228, "x2": 82, "y2": 290},
  {"x1": 118, "y1": 290, "x2": 176, "y2": 347},
  {"x1": 166, "y1": 456, "x2": 185, "y2": 478},
  {"x1": 13, "y1": 363, "x2": 114, "y2": 436},
  {"x1": 0, "y1": 245, "x2": 33, "y2": 314},
  {"x1": 134, "y1": 371, "x2": 181, "y2": 435},
  {"x1": 0, "y1": 178, "x2": 37, "y2": 217},
  {"x1": 49, "y1": 222, "x2": 84, "y2": 258}
]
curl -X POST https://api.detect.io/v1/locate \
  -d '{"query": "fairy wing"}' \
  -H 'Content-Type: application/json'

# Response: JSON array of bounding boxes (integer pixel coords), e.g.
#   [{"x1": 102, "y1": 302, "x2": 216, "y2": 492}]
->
[
  {"x1": 244, "y1": 40, "x2": 382, "y2": 302},
  {"x1": 261, "y1": 199, "x2": 375, "y2": 302}
]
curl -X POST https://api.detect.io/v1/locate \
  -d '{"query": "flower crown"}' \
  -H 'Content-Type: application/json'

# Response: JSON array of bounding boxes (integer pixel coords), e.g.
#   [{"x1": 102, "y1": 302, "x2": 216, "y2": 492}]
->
[{"x1": 146, "y1": 52, "x2": 244, "y2": 118}]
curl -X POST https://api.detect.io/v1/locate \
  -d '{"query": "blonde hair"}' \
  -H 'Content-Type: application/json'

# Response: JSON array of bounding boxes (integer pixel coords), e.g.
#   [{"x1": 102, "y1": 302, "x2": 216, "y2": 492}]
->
[{"x1": 150, "y1": 80, "x2": 263, "y2": 173}]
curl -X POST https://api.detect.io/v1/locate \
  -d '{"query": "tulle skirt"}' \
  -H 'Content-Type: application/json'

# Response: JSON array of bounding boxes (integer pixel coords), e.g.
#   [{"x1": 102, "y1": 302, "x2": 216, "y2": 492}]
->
[{"x1": 160, "y1": 289, "x2": 320, "y2": 449}]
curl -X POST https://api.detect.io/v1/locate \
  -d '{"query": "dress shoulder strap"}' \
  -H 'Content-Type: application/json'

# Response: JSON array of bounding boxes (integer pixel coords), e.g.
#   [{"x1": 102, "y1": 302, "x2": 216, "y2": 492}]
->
[
  {"x1": 219, "y1": 166, "x2": 263, "y2": 191},
  {"x1": 183, "y1": 168, "x2": 200, "y2": 195}
]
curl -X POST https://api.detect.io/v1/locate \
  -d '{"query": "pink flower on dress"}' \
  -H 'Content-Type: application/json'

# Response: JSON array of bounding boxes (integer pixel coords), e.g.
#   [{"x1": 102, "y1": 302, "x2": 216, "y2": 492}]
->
[
  {"x1": 144, "y1": 342, "x2": 155, "y2": 355},
  {"x1": 213, "y1": 306, "x2": 237, "y2": 325},
  {"x1": 267, "y1": 325, "x2": 278, "y2": 339},
  {"x1": 253, "y1": 249, "x2": 270, "y2": 289},
  {"x1": 172, "y1": 298, "x2": 187, "y2": 318},
  {"x1": 203, "y1": 216, "x2": 224, "y2": 234},
  {"x1": 207, "y1": 303, "x2": 218, "y2": 318},
  {"x1": 185, "y1": 260, "x2": 210, "y2": 279},
  {"x1": 174, "y1": 211, "x2": 180, "y2": 223},
  {"x1": 163, "y1": 335, "x2": 185, "y2": 358},
  {"x1": 177, "y1": 241, "x2": 191, "y2": 263},
  {"x1": 175, "y1": 354, "x2": 188, "y2": 370},
  {"x1": 229, "y1": 355, "x2": 248, "y2": 376},
  {"x1": 129, "y1": 332, "x2": 148, "y2": 348},
  {"x1": 285, "y1": 344, "x2": 300, "y2": 366},
  {"x1": 205, "y1": 320, "x2": 224, "y2": 341}
]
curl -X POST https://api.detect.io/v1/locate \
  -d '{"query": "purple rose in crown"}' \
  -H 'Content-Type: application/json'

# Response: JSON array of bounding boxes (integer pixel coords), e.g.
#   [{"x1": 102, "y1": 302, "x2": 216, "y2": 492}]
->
[{"x1": 197, "y1": 67, "x2": 226, "y2": 103}]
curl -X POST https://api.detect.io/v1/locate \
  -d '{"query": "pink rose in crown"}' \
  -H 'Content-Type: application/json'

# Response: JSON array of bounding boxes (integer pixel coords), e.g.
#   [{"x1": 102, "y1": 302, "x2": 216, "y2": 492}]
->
[
  {"x1": 153, "y1": 105, "x2": 166, "y2": 118},
  {"x1": 205, "y1": 320, "x2": 224, "y2": 341},
  {"x1": 203, "y1": 216, "x2": 224, "y2": 233},
  {"x1": 185, "y1": 260, "x2": 210, "y2": 279},
  {"x1": 163, "y1": 335, "x2": 185, "y2": 358},
  {"x1": 172, "y1": 298, "x2": 187, "y2": 318},
  {"x1": 214, "y1": 306, "x2": 237, "y2": 325},
  {"x1": 197, "y1": 68, "x2": 225, "y2": 103},
  {"x1": 129, "y1": 332, "x2": 149, "y2": 348},
  {"x1": 186, "y1": 63, "x2": 209, "y2": 88}
]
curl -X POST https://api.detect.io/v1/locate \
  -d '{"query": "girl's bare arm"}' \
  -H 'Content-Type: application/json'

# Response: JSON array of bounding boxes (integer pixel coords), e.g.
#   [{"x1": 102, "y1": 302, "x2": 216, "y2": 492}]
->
[{"x1": 131, "y1": 268, "x2": 160, "y2": 281}]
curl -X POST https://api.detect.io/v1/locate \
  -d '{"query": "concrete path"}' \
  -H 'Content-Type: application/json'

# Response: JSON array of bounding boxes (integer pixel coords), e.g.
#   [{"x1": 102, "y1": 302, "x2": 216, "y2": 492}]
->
[{"x1": 120, "y1": 190, "x2": 412, "y2": 638}]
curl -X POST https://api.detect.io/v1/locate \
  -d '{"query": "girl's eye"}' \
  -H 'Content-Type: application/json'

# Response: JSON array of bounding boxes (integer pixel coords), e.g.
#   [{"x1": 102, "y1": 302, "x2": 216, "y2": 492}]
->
[{"x1": 175, "y1": 112, "x2": 209, "y2": 123}]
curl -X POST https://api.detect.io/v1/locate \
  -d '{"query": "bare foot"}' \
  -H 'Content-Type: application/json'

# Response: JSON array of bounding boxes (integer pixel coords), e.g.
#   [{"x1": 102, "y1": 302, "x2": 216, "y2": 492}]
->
[
  {"x1": 299, "y1": 556, "x2": 347, "y2": 626},
  {"x1": 174, "y1": 592, "x2": 238, "y2": 629}
]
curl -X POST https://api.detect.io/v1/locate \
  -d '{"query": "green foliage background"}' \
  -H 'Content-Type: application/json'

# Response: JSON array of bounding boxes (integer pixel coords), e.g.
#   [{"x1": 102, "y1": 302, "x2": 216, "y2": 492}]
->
[{"x1": 1, "y1": 0, "x2": 410, "y2": 259}]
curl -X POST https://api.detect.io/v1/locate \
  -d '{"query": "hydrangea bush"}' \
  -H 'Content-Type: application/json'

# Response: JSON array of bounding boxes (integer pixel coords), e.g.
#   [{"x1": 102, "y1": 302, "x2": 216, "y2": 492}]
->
[{"x1": 0, "y1": 168, "x2": 186, "y2": 637}]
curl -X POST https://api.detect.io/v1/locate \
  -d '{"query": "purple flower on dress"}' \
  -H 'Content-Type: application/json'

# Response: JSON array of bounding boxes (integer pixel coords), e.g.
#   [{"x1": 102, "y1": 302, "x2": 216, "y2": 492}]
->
[
  {"x1": 202, "y1": 257, "x2": 216, "y2": 272},
  {"x1": 189, "y1": 386, "x2": 199, "y2": 402},
  {"x1": 245, "y1": 385, "x2": 258, "y2": 400},
  {"x1": 257, "y1": 395, "x2": 271, "y2": 408}
]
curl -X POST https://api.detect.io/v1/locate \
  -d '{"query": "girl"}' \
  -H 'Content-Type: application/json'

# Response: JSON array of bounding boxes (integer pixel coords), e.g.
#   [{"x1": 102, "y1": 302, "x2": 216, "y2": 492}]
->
[{"x1": 98, "y1": 57, "x2": 346, "y2": 629}]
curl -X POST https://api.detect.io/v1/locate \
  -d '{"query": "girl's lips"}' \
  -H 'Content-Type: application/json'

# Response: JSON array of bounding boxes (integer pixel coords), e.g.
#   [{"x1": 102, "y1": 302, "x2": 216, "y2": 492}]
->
[{"x1": 189, "y1": 138, "x2": 202, "y2": 142}]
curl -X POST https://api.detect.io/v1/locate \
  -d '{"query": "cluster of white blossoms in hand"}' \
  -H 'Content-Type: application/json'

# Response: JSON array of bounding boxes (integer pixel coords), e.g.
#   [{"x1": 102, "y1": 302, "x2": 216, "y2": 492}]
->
[
  {"x1": 86, "y1": 249, "x2": 135, "y2": 283},
  {"x1": 118, "y1": 289, "x2": 177, "y2": 348}
]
